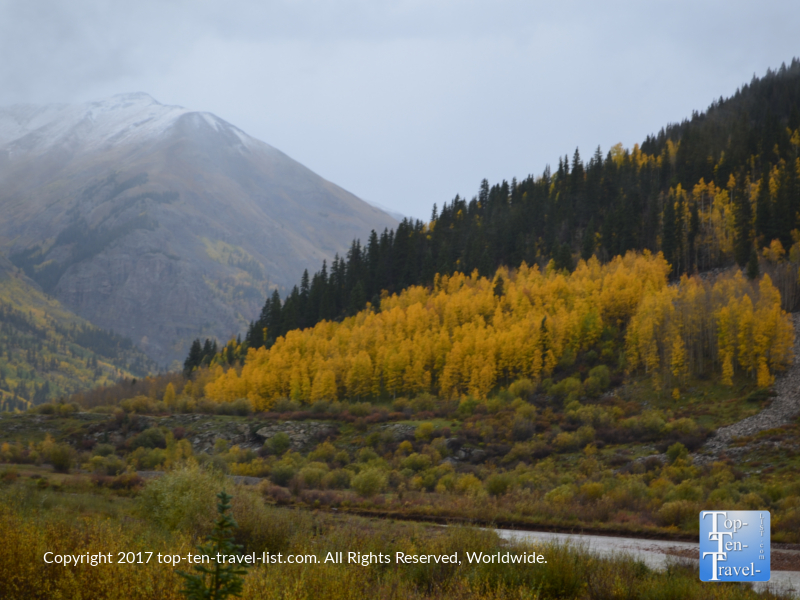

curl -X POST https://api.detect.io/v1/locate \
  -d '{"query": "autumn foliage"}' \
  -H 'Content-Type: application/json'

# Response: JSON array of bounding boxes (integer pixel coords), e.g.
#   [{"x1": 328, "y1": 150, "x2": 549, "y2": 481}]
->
[{"x1": 205, "y1": 252, "x2": 793, "y2": 409}]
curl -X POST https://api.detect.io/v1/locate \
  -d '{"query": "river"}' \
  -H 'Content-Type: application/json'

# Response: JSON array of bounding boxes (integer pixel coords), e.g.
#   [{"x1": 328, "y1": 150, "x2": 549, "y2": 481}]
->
[{"x1": 495, "y1": 529, "x2": 800, "y2": 597}]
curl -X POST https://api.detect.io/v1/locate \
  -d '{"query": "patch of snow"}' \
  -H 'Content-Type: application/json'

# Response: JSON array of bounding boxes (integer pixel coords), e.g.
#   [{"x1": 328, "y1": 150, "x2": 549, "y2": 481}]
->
[{"x1": 0, "y1": 93, "x2": 266, "y2": 158}]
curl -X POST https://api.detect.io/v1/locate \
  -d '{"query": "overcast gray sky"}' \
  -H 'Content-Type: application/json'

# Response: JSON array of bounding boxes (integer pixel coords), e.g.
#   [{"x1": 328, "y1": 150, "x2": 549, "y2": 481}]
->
[{"x1": 1, "y1": 0, "x2": 798, "y2": 220}]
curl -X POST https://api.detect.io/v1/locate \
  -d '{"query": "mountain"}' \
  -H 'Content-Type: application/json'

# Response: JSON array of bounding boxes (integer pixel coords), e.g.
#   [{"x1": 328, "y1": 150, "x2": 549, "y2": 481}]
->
[
  {"x1": 0, "y1": 93, "x2": 397, "y2": 366},
  {"x1": 0, "y1": 255, "x2": 156, "y2": 408}
]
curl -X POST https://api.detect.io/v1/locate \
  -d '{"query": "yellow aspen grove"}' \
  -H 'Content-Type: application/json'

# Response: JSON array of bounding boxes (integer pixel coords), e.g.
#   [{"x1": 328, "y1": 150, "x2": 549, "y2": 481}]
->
[
  {"x1": 346, "y1": 351, "x2": 374, "y2": 400},
  {"x1": 625, "y1": 270, "x2": 792, "y2": 390},
  {"x1": 203, "y1": 252, "x2": 794, "y2": 408}
]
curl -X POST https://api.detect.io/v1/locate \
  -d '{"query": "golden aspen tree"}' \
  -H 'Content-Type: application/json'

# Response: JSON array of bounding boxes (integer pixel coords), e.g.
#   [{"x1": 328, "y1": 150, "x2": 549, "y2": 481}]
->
[
  {"x1": 310, "y1": 369, "x2": 337, "y2": 402},
  {"x1": 163, "y1": 383, "x2": 176, "y2": 406}
]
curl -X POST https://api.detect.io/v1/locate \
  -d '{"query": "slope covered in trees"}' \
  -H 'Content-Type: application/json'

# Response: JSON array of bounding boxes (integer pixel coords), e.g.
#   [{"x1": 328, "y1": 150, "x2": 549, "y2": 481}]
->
[
  {"x1": 0, "y1": 259, "x2": 157, "y2": 409},
  {"x1": 203, "y1": 253, "x2": 793, "y2": 409},
  {"x1": 213, "y1": 59, "x2": 800, "y2": 356}
]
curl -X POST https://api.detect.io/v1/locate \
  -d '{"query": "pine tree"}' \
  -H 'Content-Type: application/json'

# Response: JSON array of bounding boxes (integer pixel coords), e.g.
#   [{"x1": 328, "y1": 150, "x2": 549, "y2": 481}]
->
[
  {"x1": 178, "y1": 491, "x2": 247, "y2": 600},
  {"x1": 732, "y1": 174, "x2": 753, "y2": 267},
  {"x1": 746, "y1": 249, "x2": 760, "y2": 280},
  {"x1": 184, "y1": 339, "x2": 203, "y2": 375},
  {"x1": 662, "y1": 198, "x2": 677, "y2": 275}
]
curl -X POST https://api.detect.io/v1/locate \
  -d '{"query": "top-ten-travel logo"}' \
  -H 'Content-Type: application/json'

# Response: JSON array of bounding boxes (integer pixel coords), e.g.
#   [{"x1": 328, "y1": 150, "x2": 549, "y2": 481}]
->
[{"x1": 699, "y1": 511, "x2": 770, "y2": 582}]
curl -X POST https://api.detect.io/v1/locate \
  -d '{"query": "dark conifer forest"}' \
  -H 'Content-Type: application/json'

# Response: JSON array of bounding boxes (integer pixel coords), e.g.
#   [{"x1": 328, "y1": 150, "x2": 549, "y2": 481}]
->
[{"x1": 184, "y1": 59, "x2": 800, "y2": 368}]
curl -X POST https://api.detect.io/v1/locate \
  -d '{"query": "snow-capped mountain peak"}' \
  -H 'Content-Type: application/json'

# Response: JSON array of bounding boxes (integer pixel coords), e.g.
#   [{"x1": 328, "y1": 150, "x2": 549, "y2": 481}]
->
[{"x1": 0, "y1": 93, "x2": 256, "y2": 156}]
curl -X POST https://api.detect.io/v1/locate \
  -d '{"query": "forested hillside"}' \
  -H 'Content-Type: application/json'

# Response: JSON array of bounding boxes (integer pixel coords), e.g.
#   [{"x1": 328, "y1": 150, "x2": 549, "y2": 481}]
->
[
  {"x1": 214, "y1": 59, "x2": 800, "y2": 355},
  {"x1": 0, "y1": 258, "x2": 156, "y2": 409},
  {"x1": 203, "y1": 253, "x2": 793, "y2": 409}
]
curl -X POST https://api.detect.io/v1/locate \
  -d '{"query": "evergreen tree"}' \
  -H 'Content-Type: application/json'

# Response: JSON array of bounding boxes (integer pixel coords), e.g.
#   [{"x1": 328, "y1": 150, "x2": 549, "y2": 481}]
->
[
  {"x1": 178, "y1": 491, "x2": 247, "y2": 600},
  {"x1": 733, "y1": 175, "x2": 754, "y2": 267},
  {"x1": 662, "y1": 198, "x2": 677, "y2": 274},
  {"x1": 184, "y1": 339, "x2": 203, "y2": 375},
  {"x1": 746, "y1": 249, "x2": 760, "y2": 280}
]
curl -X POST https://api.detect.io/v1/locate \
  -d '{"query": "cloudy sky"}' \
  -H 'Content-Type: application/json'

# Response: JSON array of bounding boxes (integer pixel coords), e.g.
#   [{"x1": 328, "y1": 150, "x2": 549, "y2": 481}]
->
[{"x1": 1, "y1": 0, "x2": 798, "y2": 220}]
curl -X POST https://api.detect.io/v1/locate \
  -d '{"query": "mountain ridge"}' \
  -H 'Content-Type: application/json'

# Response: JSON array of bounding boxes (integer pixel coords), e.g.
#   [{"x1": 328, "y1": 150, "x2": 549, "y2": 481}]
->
[{"x1": 0, "y1": 93, "x2": 397, "y2": 366}]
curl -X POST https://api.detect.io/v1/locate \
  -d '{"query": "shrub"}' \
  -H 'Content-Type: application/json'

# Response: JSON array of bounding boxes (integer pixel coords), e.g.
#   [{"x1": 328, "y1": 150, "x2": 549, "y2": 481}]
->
[
  {"x1": 666, "y1": 480, "x2": 703, "y2": 502},
  {"x1": 128, "y1": 447, "x2": 167, "y2": 470},
  {"x1": 121, "y1": 395, "x2": 158, "y2": 414},
  {"x1": 216, "y1": 398, "x2": 253, "y2": 416},
  {"x1": 545, "y1": 484, "x2": 576, "y2": 504},
  {"x1": 356, "y1": 448, "x2": 379, "y2": 463},
  {"x1": 580, "y1": 482, "x2": 604, "y2": 501},
  {"x1": 550, "y1": 377, "x2": 582, "y2": 399},
  {"x1": 588, "y1": 365, "x2": 611, "y2": 389},
  {"x1": 665, "y1": 418, "x2": 699, "y2": 436},
  {"x1": 90, "y1": 455, "x2": 126, "y2": 476},
  {"x1": 508, "y1": 378, "x2": 535, "y2": 399},
  {"x1": 351, "y1": 468, "x2": 386, "y2": 497},
  {"x1": 348, "y1": 402, "x2": 372, "y2": 417},
  {"x1": 129, "y1": 428, "x2": 167, "y2": 450},
  {"x1": 322, "y1": 469, "x2": 352, "y2": 490},
  {"x1": 270, "y1": 464, "x2": 296, "y2": 487},
  {"x1": 415, "y1": 422, "x2": 435, "y2": 441},
  {"x1": 48, "y1": 444, "x2": 73, "y2": 473},
  {"x1": 656, "y1": 500, "x2": 698, "y2": 527},
  {"x1": 454, "y1": 474, "x2": 484, "y2": 497},
  {"x1": 402, "y1": 453, "x2": 432, "y2": 472},
  {"x1": 299, "y1": 464, "x2": 328, "y2": 488},
  {"x1": 231, "y1": 489, "x2": 297, "y2": 553},
  {"x1": 137, "y1": 465, "x2": 223, "y2": 537},
  {"x1": 92, "y1": 443, "x2": 115, "y2": 457},
  {"x1": 308, "y1": 441, "x2": 336, "y2": 463},
  {"x1": 411, "y1": 393, "x2": 436, "y2": 413},
  {"x1": 485, "y1": 473, "x2": 512, "y2": 496},
  {"x1": 666, "y1": 442, "x2": 689, "y2": 464},
  {"x1": 333, "y1": 450, "x2": 351, "y2": 466},
  {"x1": 266, "y1": 433, "x2": 291, "y2": 456}
]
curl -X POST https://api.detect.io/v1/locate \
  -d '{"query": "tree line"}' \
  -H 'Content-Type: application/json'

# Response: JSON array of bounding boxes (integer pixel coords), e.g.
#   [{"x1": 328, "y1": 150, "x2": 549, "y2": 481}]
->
[{"x1": 185, "y1": 59, "x2": 800, "y2": 368}]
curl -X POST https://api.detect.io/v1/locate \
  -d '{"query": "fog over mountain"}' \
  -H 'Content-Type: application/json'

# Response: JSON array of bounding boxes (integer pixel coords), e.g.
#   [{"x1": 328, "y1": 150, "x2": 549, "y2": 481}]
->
[{"x1": 0, "y1": 93, "x2": 397, "y2": 366}]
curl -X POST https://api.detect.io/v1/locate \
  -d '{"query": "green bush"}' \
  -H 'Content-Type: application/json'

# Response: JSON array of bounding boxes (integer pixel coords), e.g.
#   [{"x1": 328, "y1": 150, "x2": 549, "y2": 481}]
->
[
  {"x1": 550, "y1": 377, "x2": 582, "y2": 399},
  {"x1": 588, "y1": 365, "x2": 610, "y2": 389},
  {"x1": 322, "y1": 469, "x2": 352, "y2": 490},
  {"x1": 128, "y1": 447, "x2": 167, "y2": 470},
  {"x1": 485, "y1": 473, "x2": 512, "y2": 496},
  {"x1": 656, "y1": 500, "x2": 698, "y2": 527},
  {"x1": 454, "y1": 474, "x2": 484, "y2": 497},
  {"x1": 48, "y1": 444, "x2": 73, "y2": 473},
  {"x1": 402, "y1": 453, "x2": 432, "y2": 472},
  {"x1": 270, "y1": 463, "x2": 296, "y2": 487},
  {"x1": 348, "y1": 402, "x2": 372, "y2": 417},
  {"x1": 92, "y1": 443, "x2": 115, "y2": 457},
  {"x1": 411, "y1": 393, "x2": 436, "y2": 413},
  {"x1": 415, "y1": 422, "x2": 435, "y2": 441},
  {"x1": 508, "y1": 378, "x2": 535, "y2": 399},
  {"x1": 351, "y1": 468, "x2": 387, "y2": 498},
  {"x1": 90, "y1": 455, "x2": 126, "y2": 476},
  {"x1": 137, "y1": 465, "x2": 223, "y2": 537},
  {"x1": 308, "y1": 441, "x2": 337, "y2": 463},
  {"x1": 298, "y1": 464, "x2": 328, "y2": 488},
  {"x1": 129, "y1": 428, "x2": 167, "y2": 450},
  {"x1": 356, "y1": 448, "x2": 379, "y2": 463},
  {"x1": 267, "y1": 433, "x2": 291, "y2": 456},
  {"x1": 666, "y1": 442, "x2": 689, "y2": 464},
  {"x1": 216, "y1": 398, "x2": 253, "y2": 416}
]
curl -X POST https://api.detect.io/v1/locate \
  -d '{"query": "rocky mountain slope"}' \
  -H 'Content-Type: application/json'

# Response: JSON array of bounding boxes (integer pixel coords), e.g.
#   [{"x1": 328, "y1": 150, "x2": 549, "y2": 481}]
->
[
  {"x1": 696, "y1": 314, "x2": 800, "y2": 465},
  {"x1": 0, "y1": 93, "x2": 396, "y2": 366},
  {"x1": 0, "y1": 255, "x2": 156, "y2": 407}
]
